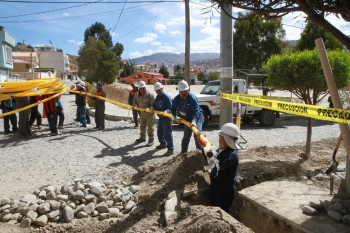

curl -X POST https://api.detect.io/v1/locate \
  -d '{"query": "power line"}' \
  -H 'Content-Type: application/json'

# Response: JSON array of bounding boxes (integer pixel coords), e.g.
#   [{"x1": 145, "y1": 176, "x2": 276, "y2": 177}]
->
[{"x1": 0, "y1": 0, "x2": 182, "y2": 3}]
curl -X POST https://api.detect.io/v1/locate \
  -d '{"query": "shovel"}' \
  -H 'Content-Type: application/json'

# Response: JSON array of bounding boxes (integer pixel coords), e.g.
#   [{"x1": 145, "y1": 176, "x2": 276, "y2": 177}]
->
[{"x1": 325, "y1": 134, "x2": 342, "y2": 174}]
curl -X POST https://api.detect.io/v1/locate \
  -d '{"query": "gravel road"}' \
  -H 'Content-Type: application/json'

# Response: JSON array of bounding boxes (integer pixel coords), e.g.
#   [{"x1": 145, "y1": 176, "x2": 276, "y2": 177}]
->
[{"x1": 0, "y1": 83, "x2": 340, "y2": 201}]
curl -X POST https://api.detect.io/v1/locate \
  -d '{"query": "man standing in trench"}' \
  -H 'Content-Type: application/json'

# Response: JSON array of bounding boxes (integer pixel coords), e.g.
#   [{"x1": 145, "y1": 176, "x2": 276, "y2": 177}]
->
[{"x1": 133, "y1": 81, "x2": 155, "y2": 146}]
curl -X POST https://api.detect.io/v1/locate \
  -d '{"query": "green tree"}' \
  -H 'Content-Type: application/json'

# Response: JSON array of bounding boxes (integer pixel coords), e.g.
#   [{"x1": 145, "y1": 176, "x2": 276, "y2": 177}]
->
[
  {"x1": 159, "y1": 64, "x2": 169, "y2": 78},
  {"x1": 111, "y1": 42, "x2": 124, "y2": 60},
  {"x1": 197, "y1": 71, "x2": 204, "y2": 81},
  {"x1": 77, "y1": 37, "x2": 118, "y2": 84},
  {"x1": 174, "y1": 64, "x2": 182, "y2": 72},
  {"x1": 56, "y1": 48, "x2": 63, "y2": 52},
  {"x1": 295, "y1": 20, "x2": 344, "y2": 52},
  {"x1": 234, "y1": 12, "x2": 285, "y2": 71},
  {"x1": 208, "y1": 71, "x2": 220, "y2": 81},
  {"x1": 84, "y1": 22, "x2": 113, "y2": 48},
  {"x1": 264, "y1": 49, "x2": 350, "y2": 158},
  {"x1": 0, "y1": 26, "x2": 4, "y2": 31},
  {"x1": 120, "y1": 61, "x2": 135, "y2": 78}
]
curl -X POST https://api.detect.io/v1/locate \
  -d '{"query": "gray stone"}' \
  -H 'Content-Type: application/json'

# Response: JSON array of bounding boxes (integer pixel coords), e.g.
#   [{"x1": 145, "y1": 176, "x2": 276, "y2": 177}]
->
[
  {"x1": 68, "y1": 202, "x2": 76, "y2": 209},
  {"x1": 140, "y1": 195, "x2": 150, "y2": 204},
  {"x1": 343, "y1": 215, "x2": 350, "y2": 225},
  {"x1": 301, "y1": 206, "x2": 318, "y2": 215},
  {"x1": 38, "y1": 202, "x2": 50, "y2": 214},
  {"x1": 16, "y1": 202, "x2": 28, "y2": 213},
  {"x1": 335, "y1": 202, "x2": 348, "y2": 215},
  {"x1": 328, "y1": 210, "x2": 343, "y2": 222},
  {"x1": 45, "y1": 186, "x2": 55, "y2": 194},
  {"x1": 57, "y1": 195, "x2": 69, "y2": 202},
  {"x1": 106, "y1": 200, "x2": 114, "y2": 208},
  {"x1": 77, "y1": 211, "x2": 88, "y2": 218},
  {"x1": 20, "y1": 218, "x2": 32, "y2": 228},
  {"x1": 21, "y1": 194, "x2": 37, "y2": 203},
  {"x1": 99, "y1": 213, "x2": 111, "y2": 220},
  {"x1": 34, "y1": 215, "x2": 48, "y2": 226},
  {"x1": 85, "y1": 194, "x2": 97, "y2": 202},
  {"x1": 50, "y1": 216, "x2": 60, "y2": 222},
  {"x1": 38, "y1": 190, "x2": 47, "y2": 199},
  {"x1": 73, "y1": 182, "x2": 85, "y2": 192},
  {"x1": 46, "y1": 192, "x2": 56, "y2": 200},
  {"x1": 0, "y1": 209, "x2": 10, "y2": 219},
  {"x1": 129, "y1": 185, "x2": 140, "y2": 194},
  {"x1": 21, "y1": 207, "x2": 29, "y2": 216},
  {"x1": 327, "y1": 205, "x2": 336, "y2": 212},
  {"x1": 120, "y1": 187, "x2": 130, "y2": 195},
  {"x1": 92, "y1": 210, "x2": 99, "y2": 217},
  {"x1": 124, "y1": 201, "x2": 135, "y2": 213},
  {"x1": 1, "y1": 204, "x2": 10, "y2": 211},
  {"x1": 95, "y1": 203, "x2": 109, "y2": 213},
  {"x1": 336, "y1": 165, "x2": 346, "y2": 172},
  {"x1": 74, "y1": 204, "x2": 85, "y2": 215},
  {"x1": 130, "y1": 205, "x2": 145, "y2": 215},
  {"x1": 109, "y1": 208, "x2": 119, "y2": 217},
  {"x1": 1, "y1": 198, "x2": 10, "y2": 206},
  {"x1": 115, "y1": 206, "x2": 124, "y2": 211},
  {"x1": 47, "y1": 210, "x2": 60, "y2": 219},
  {"x1": 63, "y1": 206, "x2": 74, "y2": 222},
  {"x1": 73, "y1": 190, "x2": 85, "y2": 200},
  {"x1": 122, "y1": 194, "x2": 131, "y2": 203},
  {"x1": 98, "y1": 196, "x2": 107, "y2": 202},
  {"x1": 48, "y1": 200, "x2": 60, "y2": 210},
  {"x1": 309, "y1": 200, "x2": 323, "y2": 210},
  {"x1": 33, "y1": 189, "x2": 40, "y2": 196},
  {"x1": 61, "y1": 182, "x2": 71, "y2": 194},
  {"x1": 113, "y1": 193, "x2": 123, "y2": 202},
  {"x1": 2, "y1": 213, "x2": 12, "y2": 222},
  {"x1": 90, "y1": 186, "x2": 103, "y2": 196},
  {"x1": 27, "y1": 204, "x2": 38, "y2": 213},
  {"x1": 26, "y1": 211, "x2": 38, "y2": 222},
  {"x1": 9, "y1": 206, "x2": 17, "y2": 214},
  {"x1": 60, "y1": 201, "x2": 67, "y2": 209},
  {"x1": 10, "y1": 213, "x2": 20, "y2": 221},
  {"x1": 83, "y1": 202, "x2": 95, "y2": 215}
]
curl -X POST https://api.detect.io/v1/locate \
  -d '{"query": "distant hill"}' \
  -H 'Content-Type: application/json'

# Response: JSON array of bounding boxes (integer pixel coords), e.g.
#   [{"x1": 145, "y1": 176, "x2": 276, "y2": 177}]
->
[{"x1": 129, "y1": 53, "x2": 220, "y2": 67}]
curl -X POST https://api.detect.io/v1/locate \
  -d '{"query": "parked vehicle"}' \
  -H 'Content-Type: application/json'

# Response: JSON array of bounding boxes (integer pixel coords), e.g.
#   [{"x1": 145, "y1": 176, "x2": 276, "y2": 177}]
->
[{"x1": 196, "y1": 79, "x2": 278, "y2": 127}]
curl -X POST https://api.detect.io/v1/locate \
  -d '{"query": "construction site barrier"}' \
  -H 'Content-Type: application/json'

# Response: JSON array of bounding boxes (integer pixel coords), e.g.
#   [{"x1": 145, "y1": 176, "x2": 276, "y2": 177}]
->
[{"x1": 221, "y1": 92, "x2": 350, "y2": 124}]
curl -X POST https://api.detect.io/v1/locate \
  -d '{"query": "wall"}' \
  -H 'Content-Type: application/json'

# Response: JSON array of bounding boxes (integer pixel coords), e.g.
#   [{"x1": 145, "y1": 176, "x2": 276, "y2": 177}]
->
[
  {"x1": 0, "y1": 30, "x2": 15, "y2": 72},
  {"x1": 0, "y1": 68, "x2": 8, "y2": 82}
]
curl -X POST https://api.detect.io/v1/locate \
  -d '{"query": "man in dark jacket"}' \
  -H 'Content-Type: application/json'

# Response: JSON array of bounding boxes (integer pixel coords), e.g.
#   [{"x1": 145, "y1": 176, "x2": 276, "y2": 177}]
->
[
  {"x1": 29, "y1": 96, "x2": 42, "y2": 129},
  {"x1": 74, "y1": 81, "x2": 87, "y2": 127},
  {"x1": 1, "y1": 98, "x2": 19, "y2": 135},
  {"x1": 15, "y1": 96, "x2": 31, "y2": 138},
  {"x1": 128, "y1": 82, "x2": 140, "y2": 127},
  {"x1": 92, "y1": 82, "x2": 106, "y2": 130},
  {"x1": 205, "y1": 123, "x2": 239, "y2": 213}
]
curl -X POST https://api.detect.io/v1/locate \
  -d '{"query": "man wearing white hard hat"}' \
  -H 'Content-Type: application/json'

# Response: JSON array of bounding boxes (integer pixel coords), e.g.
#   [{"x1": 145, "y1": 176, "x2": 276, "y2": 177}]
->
[
  {"x1": 132, "y1": 81, "x2": 155, "y2": 146},
  {"x1": 170, "y1": 80, "x2": 204, "y2": 153},
  {"x1": 205, "y1": 123, "x2": 239, "y2": 213},
  {"x1": 150, "y1": 82, "x2": 174, "y2": 156}
]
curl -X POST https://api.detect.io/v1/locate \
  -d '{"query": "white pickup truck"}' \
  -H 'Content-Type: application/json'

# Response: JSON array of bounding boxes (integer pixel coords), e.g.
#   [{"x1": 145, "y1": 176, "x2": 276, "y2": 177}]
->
[{"x1": 196, "y1": 79, "x2": 277, "y2": 127}]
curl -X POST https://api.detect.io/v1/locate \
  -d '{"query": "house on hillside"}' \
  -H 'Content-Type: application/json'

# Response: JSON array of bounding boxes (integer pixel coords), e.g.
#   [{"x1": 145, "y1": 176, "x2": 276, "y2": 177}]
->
[
  {"x1": 120, "y1": 72, "x2": 170, "y2": 85},
  {"x1": 0, "y1": 29, "x2": 15, "y2": 82}
]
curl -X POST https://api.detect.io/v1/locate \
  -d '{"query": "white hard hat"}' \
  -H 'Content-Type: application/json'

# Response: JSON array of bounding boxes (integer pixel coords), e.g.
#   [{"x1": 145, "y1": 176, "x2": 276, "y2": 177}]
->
[
  {"x1": 78, "y1": 81, "x2": 85, "y2": 87},
  {"x1": 178, "y1": 80, "x2": 189, "y2": 91},
  {"x1": 138, "y1": 81, "x2": 146, "y2": 88},
  {"x1": 217, "y1": 123, "x2": 240, "y2": 149},
  {"x1": 154, "y1": 82, "x2": 163, "y2": 91}
]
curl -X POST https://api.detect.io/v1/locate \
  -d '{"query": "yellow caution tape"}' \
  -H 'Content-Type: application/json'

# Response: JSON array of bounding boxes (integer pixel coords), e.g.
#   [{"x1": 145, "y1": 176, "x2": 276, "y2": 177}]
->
[
  {"x1": 69, "y1": 90, "x2": 212, "y2": 148},
  {"x1": 236, "y1": 92, "x2": 299, "y2": 100},
  {"x1": 221, "y1": 93, "x2": 350, "y2": 124}
]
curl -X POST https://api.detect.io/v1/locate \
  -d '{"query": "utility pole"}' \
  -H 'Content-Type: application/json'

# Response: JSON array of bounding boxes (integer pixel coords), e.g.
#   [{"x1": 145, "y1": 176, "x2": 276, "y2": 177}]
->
[
  {"x1": 38, "y1": 52, "x2": 41, "y2": 79},
  {"x1": 219, "y1": 6, "x2": 233, "y2": 128},
  {"x1": 184, "y1": 0, "x2": 190, "y2": 86},
  {"x1": 30, "y1": 53, "x2": 34, "y2": 80}
]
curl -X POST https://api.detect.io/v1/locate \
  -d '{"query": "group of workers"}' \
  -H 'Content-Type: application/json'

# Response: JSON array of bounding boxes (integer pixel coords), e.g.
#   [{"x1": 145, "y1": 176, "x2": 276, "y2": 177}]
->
[{"x1": 1, "y1": 79, "x2": 240, "y2": 214}]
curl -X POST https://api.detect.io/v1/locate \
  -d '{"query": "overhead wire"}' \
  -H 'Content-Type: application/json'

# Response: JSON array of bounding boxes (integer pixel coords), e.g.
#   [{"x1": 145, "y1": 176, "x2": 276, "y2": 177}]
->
[
  {"x1": 0, "y1": 0, "x2": 182, "y2": 3},
  {"x1": 142, "y1": 2, "x2": 161, "y2": 61}
]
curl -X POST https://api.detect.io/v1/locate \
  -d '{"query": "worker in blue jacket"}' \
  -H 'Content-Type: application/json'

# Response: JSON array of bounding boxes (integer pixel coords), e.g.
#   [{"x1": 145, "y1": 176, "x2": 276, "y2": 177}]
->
[
  {"x1": 205, "y1": 123, "x2": 239, "y2": 213},
  {"x1": 170, "y1": 80, "x2": 204, "y2": 153},
  {"x1": 151, "y1": 82, "x2": 174, "y2": 156}
]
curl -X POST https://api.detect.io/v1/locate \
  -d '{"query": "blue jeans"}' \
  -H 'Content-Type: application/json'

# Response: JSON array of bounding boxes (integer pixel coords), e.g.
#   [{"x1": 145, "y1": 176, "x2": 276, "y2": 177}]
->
[
  {"x1": 181, "y1": 113, "x2": 204, "y2": 153},
  {"x1": 157, "y1": 117, "x2": 174, "y2": 152},
  {"x1": 77, "y1": 105, "x2": 86, "y2": 126},
  {"x1": 2, "y1": 109, "x2": 18, "y2": 133}
]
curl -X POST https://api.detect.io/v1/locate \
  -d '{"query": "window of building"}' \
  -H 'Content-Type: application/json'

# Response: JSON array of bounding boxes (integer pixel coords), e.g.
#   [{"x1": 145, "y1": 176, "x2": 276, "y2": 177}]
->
[
  {"x1": 5, "y1": 45, "x2": 13, "y2": 64},
  {"x1": 26, "y1": 64, "x2": 31, "y2": 70}
]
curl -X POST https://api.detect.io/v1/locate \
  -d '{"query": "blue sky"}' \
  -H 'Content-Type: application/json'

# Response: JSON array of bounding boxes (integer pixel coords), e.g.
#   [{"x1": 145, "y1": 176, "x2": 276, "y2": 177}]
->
[{"x1": 1, "y1": 0, "x2": 349, "y2": 60}]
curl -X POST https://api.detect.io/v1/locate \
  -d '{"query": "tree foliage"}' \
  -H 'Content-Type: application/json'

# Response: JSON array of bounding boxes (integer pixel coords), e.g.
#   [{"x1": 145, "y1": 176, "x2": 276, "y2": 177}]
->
[
  {"x1": 264, "y1": 49, "x2": 350, "y2": 158},
  {"x1": 234, "y1": 11, "x2": 285, "y2": 70},
  {"x1": 111, "y1": 42, "x2": 124, "y2": 60},
  {"x1": 159, "y1": 64, "x2": 169, "y2": 78},
  {"x1": 77, "y1": 37, "x2": 119, "y2": 85},
  {"x1": 208, "y1": 71, "x2": 220, "y2": 81},
  {"x1": 120, "y1": 61, "x2": 135, "y2": 78},
  {"x1": 197, "y1": 71, "x2": 205, "y2": 81},
  {"x1": 84, "y1": 22, "x2": 113, "y2": 48},
  {"x1": 56, "y1": 48, "x2": 63, "y2": 52},
  {"x1": 295, "y1": 20, "x2": 344, "y2": 52},
  {"x1": 208, "y1": 0, "x2": 350, "y2": 49}
]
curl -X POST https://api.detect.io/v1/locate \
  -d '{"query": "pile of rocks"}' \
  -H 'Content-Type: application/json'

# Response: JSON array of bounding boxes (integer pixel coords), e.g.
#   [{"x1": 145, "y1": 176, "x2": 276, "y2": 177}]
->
[
  {"x1": 0, "y1": 179, "x2": 143, "y2": 228},
  {"x1": 301, "y1": 200, "x2": 350, "y2": 225},
  {"x1": 301, "y1": 164, "x2": 346, "y2": 181}
]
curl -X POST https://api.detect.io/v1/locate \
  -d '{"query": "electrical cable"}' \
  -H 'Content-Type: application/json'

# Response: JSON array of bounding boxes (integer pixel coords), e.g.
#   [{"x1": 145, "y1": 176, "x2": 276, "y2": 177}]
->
[{"x1": 0, "y1": 0, "x2": 182, "y2": 3}]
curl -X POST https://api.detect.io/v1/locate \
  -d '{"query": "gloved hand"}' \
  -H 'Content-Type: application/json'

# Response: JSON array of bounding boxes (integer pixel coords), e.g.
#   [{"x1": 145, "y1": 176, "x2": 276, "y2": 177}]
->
[
  {"x1": 174, "y1": 117, "x2": 181, "y2": 124},
  {"x1": 191, "y1": 121, "x2": 197, "y2": 128},
  {"x1": 150, "y1": 107, "x2": 155, "y2": 115},
  {"x1": 132, "y1": 105, "x2": 135, "y2": 110},
  {"x1": 196, "y1": 134, "x2": 206, "y2": 148},
  {"x1": 164, "y1": 109, "x2": 172, "y2": 114}
]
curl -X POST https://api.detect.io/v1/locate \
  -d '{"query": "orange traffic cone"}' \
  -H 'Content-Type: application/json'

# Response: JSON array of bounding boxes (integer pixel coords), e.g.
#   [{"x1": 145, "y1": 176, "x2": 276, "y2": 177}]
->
[{"x1": 42, "y1": 106, "x2": 47, "y2": 118}]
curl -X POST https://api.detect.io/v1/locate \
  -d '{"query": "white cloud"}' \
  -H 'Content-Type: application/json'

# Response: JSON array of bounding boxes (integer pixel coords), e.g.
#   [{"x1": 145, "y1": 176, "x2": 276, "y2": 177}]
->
[
  {"x1": 63, "y1": 13, "x2": 70, "y2": 16},
  {"x1": 154, "y1": 23, "x2": 166, "y2": 34},
  {"x1": 129, "y1": 46, "x2": 176, "y2": 58},
  {"x1": 111, "y1": 32, "x2": 118, "y2": 37},
  {"x1": 157, "y1": 46, "x2": 176, "y2": 52},
  {"x1": 170, "y1": 30, "x2": 181, "y2": 36},
  {"x1": 134, "y1": 33, "x2": 158, "y2": 43},
  {"x1": 129, "y1": 51, "x2": 144, "y2": 59},
  {"x1": 167, "y1": 17, "x2": 184, "y2": 26},
  {"x1": 68, "y1": 39, "x2": 83, "y2": 46},
  {"x1": 68, "y1": 39, "x2": 75, "y2": 43},
  {"x1": 151, "y1": 41, "x2": 162, "y2": 46}
]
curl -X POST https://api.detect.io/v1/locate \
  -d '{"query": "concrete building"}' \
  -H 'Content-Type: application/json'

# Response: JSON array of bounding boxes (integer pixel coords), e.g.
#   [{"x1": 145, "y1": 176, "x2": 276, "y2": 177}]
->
[
  {"x1": 0, "y1": 29, "x2": 15, "y2": 82},
  {"x1": 36, "y1": 50, "x2": 70, "y2": 80}
]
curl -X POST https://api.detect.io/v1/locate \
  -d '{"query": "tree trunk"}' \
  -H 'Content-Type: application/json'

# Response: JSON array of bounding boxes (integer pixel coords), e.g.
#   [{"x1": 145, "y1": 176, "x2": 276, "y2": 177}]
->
[{"x1": 305, "y1": 117, "x2": 313, "y2": 159}]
